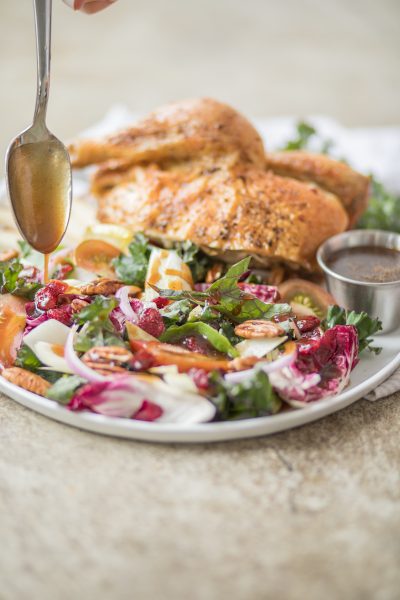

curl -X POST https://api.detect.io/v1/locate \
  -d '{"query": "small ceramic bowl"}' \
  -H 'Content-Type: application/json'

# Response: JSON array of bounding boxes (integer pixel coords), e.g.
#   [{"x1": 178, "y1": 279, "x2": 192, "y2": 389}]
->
[{"x1": 317, "y1": 229, "x2": 400, "y2": 333}]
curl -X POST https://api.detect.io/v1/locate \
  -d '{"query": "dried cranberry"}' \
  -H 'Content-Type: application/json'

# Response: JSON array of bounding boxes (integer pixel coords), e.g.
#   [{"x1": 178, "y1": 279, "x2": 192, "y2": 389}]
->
[
  {"x1": 182, "y1": 335, "x2": 210, "y2": 355},
  {"x1": 153, "y1": 296, "x2": 169, "y2": 309},
  {"x1": 133, "y1": 400, "x2": 163, "y2": 422},
  {"x1": 296, "y1": 316, "x2": 321, "y2": 333},
  {"x1": 47, "y1": 304, "x2": 73, "y2": 326},
  {"x1": 35, "y1": 281, "x2": 68, "y2": 311},
  {"x1": 129, "y1": 349, "x2": 155, "y2": 371},
  {"x1": 137, "y1": 307, "x2": 165, "y2": 338},
  {"x1": 52, "y1": 263, "x2": 73, "y2": 280},
  {"x1": 188, "y1": 368, "x2": 210, "y2": 390},
  {"x1": 238, "y1": 283, "x2": 280, "y2": 303}
]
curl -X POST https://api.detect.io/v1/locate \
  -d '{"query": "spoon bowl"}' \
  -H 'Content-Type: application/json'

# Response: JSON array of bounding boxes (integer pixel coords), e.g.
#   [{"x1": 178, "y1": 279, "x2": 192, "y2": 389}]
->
[{"x1": 5, "y1": 0, "x2": 72, "y2": 255}]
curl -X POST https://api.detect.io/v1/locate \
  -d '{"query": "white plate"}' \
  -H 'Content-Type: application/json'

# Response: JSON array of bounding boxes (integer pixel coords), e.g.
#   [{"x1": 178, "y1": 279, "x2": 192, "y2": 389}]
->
[{"x1": 1, "y1": 327, "x2": 399, "y2": 443}]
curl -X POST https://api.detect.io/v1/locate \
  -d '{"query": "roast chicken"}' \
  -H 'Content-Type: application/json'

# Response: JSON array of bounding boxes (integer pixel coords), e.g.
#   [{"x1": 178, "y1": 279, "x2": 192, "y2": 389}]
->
[{"x1": 69, "y1": 98, "x2": 369, "y2": 272}]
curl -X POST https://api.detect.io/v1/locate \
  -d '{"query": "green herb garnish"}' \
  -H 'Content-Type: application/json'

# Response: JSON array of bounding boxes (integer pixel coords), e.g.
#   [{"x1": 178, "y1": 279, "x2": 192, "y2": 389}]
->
[
  {"x1": 323, "y1": 305, "x2": 382, "y2": 354},
  {"x1": 210, "y1": 370, "x2": 282, "y2": 420}
]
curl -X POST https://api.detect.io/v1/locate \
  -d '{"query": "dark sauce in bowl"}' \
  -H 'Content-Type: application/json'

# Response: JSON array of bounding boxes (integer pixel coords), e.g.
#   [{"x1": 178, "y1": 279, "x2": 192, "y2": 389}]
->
[{"x1": 327, "y1": 245, "x2": 400, "y2": 283}]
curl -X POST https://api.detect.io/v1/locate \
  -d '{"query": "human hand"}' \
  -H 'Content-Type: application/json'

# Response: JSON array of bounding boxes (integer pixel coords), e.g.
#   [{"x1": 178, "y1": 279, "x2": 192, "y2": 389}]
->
[{"x1": 63, "y1": 0, "x2": 117, "y2": 14}]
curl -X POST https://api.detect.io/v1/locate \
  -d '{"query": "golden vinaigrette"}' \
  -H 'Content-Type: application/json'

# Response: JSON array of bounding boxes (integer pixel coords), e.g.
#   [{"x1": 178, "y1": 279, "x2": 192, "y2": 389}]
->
[{"x1": 8, "y1": 139, "x2": 71, "y2": 255}]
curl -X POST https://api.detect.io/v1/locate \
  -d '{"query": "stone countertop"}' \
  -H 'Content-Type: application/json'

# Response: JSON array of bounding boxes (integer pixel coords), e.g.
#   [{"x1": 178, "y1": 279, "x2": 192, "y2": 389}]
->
[
  {"x1": 0, "y1": 1, "x2": 399, "y2": 598},
  {"x1": 1, "y1": 392, "x2": 399, "y2": 600}
]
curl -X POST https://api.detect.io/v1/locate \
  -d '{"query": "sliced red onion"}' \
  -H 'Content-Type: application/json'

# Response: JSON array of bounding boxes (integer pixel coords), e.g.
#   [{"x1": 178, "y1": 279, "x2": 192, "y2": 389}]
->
[
  {"x1": 225, "y1": 343, "x2": 297, "y2": 384},
  {"x1": 115, "y1": 286, "x2": 139, "y2": 322},
  {"x1": 65, "y1": 326, "x2": 106, "y2": 382}
]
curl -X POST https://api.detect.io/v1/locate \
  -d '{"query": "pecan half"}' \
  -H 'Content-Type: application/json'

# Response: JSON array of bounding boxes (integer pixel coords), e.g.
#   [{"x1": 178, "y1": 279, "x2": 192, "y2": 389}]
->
[
  {"x1": 82, "y1": 345, "x2": 133, "y2": 376},
  {"x1": 0, "y1": 249, "x2": 19, "y2": 262},
  {"x1": 70, "y1": 298, "x2": 90, "y2": 313},
  {"x1": 79, "y1": 278, "x2": 127, "y2": 296},
  {"x1": 2, "y1": 367, "x2": 50, "y2": 396},
  {"x1": 234, "y1": 319, "x2": 285, "y2": 339}
]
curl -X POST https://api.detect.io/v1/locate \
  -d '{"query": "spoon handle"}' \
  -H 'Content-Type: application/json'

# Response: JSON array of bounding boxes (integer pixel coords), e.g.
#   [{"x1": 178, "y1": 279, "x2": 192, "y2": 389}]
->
[{"x1": 33, "y1": 0, "x2": 52, "y2": 127}]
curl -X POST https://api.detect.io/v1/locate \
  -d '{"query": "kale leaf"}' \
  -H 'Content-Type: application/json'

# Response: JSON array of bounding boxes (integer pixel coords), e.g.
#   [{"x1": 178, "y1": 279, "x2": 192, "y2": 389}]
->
[
  {"x1": 0, "y1": 258, "x2": 42, "y2": 299},
  {"x1": 210, "y1": 370, "x2": 282, "y2": 420},
  {"x1": 112, "y1": 233, "x2": 152, "y2": 286},
  {"x1": 152, "y1": 258, "x2": 291, "y2": 323},
  {"x1": 323, "y1": 305, "x2": 383, "y2": 354},
  {"x1": 73, "y1": 296, "x2": 124, "y2": 352}
]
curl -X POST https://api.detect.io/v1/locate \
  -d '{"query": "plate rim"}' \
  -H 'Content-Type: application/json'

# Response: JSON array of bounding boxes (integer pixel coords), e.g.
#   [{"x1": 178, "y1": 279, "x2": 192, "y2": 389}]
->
[{"x1": 1, "y1": 344, "x2": 399, "y2": 444}]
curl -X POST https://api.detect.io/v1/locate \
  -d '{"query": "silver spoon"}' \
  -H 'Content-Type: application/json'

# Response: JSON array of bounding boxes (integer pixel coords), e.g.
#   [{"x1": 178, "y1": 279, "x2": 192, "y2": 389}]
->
[{"x1": 5, "y1": 0, "x2": 72, "y2": 257}]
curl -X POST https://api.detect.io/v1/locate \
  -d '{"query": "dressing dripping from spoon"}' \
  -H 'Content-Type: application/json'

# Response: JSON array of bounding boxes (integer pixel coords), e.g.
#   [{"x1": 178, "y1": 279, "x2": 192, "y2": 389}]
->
[{"x1": 6, "y1": 0, "x2": 72, "y2": 284}]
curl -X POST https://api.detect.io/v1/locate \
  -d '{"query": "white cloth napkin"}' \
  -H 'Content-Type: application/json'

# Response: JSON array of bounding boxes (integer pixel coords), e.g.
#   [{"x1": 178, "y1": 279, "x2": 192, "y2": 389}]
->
[{"x1": 2, "y1": 105, "x2": 400, "y2": 400}]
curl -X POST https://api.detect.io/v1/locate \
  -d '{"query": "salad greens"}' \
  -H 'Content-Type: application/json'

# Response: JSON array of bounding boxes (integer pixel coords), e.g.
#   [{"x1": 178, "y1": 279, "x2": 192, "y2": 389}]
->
[
  {"x1": 159, "y1": 299, "x2": 192, "y2": 326},
  {"x1": 174, "y1": 241, "x2": 214, "y2": 283},
  {"x1": 112, "y1": 233, "x2": 152, "y2": 286},
  {"x1": 324, "y1": 305, "x2": 382, "y2": 354},
  {"x1": 15, "y1": 344, "x2": 42, "y2": 372},
  {"x1": 153, "y1": 258, "x2": 291, "y2": 323},
  {"x1": 282, "y1": 121, "x2": 333, "y2": 154},
  {"x1": 210, "y1": 370, "x2": 282, "y2": 420},
  {"x1": 357, "y1": 176, "x2": 400, "y2": 233},
  {"x1": 73, "y1": 296, "x2": 124, "y2": 352},
  {"x1": 161, "y1": 322, "x2": 239, "y2": 358},
  {"x1": 0, "y1": 258, "x2": 42, "y2": 299},
  {"x1": 46, "y1": 375, "x2": 85, "y2": 404}
]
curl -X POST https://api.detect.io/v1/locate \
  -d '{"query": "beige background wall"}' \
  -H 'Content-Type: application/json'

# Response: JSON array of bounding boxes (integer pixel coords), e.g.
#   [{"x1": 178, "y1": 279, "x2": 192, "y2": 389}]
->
[{"x1": 0, "y1": 0, "x2": 399, "y2": 177}]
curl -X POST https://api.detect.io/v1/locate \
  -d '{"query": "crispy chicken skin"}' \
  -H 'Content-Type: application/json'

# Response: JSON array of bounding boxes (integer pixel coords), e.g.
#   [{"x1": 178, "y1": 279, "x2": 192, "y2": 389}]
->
[
  {"x1": 69, "y1": 98, "x2": 266, "y2": 169},
  {"x1": 265, "y1": 151, "x2": 370, "y2": 226},
  {"x1": 97, "y1": 164, "x2": 348, "y2": 271},
  {"x1": 70, "y1": 98, "x2": 368, "y2": 271}
]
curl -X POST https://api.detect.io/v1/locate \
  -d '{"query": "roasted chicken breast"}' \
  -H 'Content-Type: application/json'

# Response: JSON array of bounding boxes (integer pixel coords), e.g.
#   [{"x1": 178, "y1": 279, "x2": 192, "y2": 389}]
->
[{"x1": 70, "y1": 98, "x2": 369, "y2": 272}]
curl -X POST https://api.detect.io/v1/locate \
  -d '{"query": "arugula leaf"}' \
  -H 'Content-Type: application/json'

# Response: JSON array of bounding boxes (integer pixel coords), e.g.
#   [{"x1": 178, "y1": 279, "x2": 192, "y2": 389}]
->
[
  {"x1": 161, "y1": 322, "x2": 239, "y2": 358},
  {"x1": 46, "y1": 375, "x2": 85, "y2": 404},
  {"x1": 210, "y1": 370, "x2": 282, "y2": 420},
  {"x1": 153, "y1": 258, "x2": 291, "y2": 322},
  {"x1": 282, "y1": 121, "x2": 333, "y2": 154},
  {"x1": 357, "y1": 176, "x2": 400, "y2": 233},
  {"x1": 323, "y1": 305, "x2": 383, "y2": 354},
  {"x1": 160, "y1": 299, "x2": 192, "y2": 326},
  {"x1": 112, "y1": 233, "x2": 152, "y2": 286},
  {"x1": 15, "y1": 344, "x2": 42, "y2": 372},
  {"x1": 0, "y1": 258, "x2": 42, "y2": 299},
  {"x1": 74, "y1": 296, "x2": 124, "y2": 352},
  {"x1": 173, "y1": 241, "x2": 214, "y2": 283}
]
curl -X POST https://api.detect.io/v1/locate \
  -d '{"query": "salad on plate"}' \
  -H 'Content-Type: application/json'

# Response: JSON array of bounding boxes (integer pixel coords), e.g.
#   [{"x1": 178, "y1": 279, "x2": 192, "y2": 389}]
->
[{"x1": 0, "y1": 226, "x2": 382, "y2": 425}]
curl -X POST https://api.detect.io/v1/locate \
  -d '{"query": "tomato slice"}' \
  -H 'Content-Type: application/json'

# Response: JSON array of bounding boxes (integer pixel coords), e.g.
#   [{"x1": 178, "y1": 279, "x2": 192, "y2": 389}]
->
[{"x1": 74, "y1": 239, "x2": 121, "y2": 277}]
